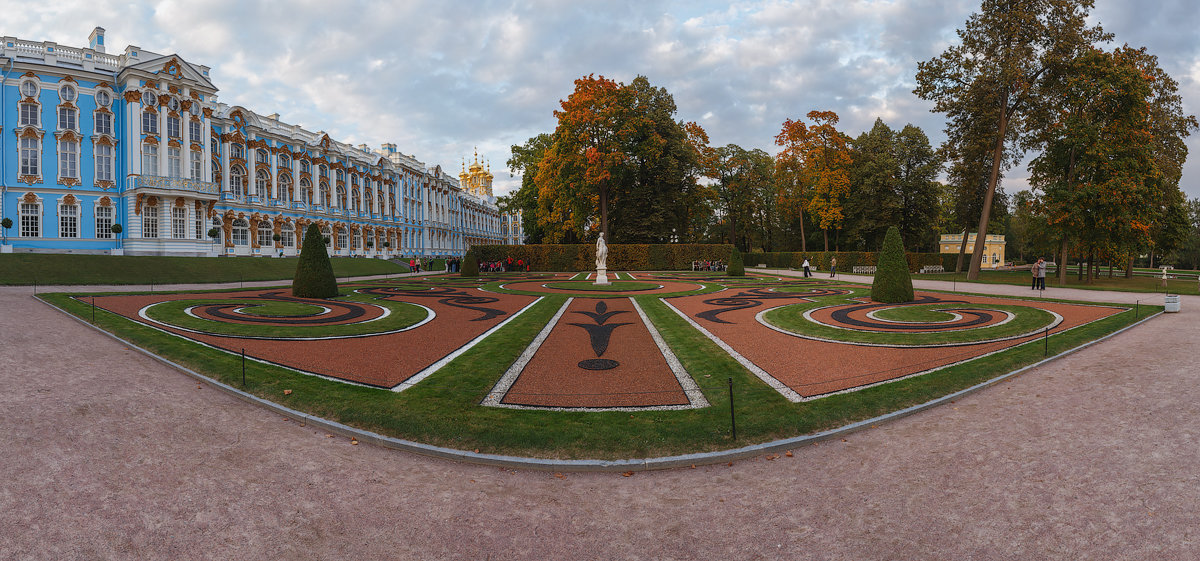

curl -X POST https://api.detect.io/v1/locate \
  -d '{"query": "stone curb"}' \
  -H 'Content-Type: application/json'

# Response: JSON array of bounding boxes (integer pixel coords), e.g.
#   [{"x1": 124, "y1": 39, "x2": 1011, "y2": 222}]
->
[{"x1": 35, "y1": 292, "x2": 1161, "y2": 473}]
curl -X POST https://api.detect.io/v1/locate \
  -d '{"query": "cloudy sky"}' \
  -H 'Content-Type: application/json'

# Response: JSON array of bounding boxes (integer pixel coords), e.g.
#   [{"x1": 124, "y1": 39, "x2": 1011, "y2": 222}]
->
[{"x1": 8, "y1": 0, "x2": 1199, "y2": 199}]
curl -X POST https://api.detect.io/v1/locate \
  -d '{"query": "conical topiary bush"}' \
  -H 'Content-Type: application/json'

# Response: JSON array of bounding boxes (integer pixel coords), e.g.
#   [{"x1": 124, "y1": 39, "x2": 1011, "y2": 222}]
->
[
  {"x1": 461, "y1": 251, "x2": 479, "y2": 277},
  {"x1": 727, "y1": 246, "x2": 745, "y2": 276},
  {"x1": 292, "y1": 224, "x2": 339, "y2": 298},
  {"x1": 871, "y1": 226, "x2": 914, "y2": 303}
]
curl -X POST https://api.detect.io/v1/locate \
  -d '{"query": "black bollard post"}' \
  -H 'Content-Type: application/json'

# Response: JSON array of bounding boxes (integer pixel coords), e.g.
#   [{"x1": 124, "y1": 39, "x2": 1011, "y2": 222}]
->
[
  {"x1": 1044, "y1": 327, "x2": 1049, "y2": 356},
  {"x1": 242, "y1": 348, "x2": 246, "y2": 386},
  {"x1": 728, "y1": 377, "x2": 737, "y2": 441},
  {"x1": 1135, "y1": 300, "x2": 1139, "y2": 320},
  {"x1": 91, "y1": 297, "x2": 96, "y2": 323}
]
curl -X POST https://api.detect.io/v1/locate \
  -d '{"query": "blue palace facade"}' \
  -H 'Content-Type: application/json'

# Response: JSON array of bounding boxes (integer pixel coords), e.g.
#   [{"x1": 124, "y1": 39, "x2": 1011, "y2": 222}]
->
[{"x1": 0, "y1": 28, "x2": 523, "y2": 257}]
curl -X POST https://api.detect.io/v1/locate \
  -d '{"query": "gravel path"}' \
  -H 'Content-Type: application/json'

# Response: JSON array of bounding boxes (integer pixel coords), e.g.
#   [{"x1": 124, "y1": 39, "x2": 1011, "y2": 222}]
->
[{"x1": 3, "y1": 276, "x2": 1198, "y2": 560}]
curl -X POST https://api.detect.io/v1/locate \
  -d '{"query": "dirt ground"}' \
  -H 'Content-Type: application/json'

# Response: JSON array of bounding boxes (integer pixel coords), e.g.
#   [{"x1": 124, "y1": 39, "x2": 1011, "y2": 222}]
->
[{"x1": 3, "y1": 276, "x2": 1199, "y2": 560}]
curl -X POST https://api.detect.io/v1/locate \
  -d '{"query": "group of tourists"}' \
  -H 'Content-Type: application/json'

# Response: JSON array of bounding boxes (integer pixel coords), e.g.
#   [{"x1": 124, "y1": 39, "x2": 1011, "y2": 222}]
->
[
  {"x1": 692, "y1": 260, "x2": 727, "y2": 271},
  {"x1": 800, "y1": 257, "x2": 837, "y2": 278},
  {"x1": 481, "y1": 257, "x2": 527, "y2": 273}
]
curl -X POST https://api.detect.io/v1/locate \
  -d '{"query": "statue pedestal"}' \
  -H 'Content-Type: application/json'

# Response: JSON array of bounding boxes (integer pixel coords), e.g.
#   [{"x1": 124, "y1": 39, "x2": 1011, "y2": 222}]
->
[{"x1": 594, "y1": 268, "x2": 610, "y2": 285}]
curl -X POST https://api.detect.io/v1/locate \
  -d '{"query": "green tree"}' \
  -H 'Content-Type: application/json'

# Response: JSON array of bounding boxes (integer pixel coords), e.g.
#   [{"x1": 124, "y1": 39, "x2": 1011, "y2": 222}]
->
[
  {"x1": 532, "y1": 75, "x2": 708, "y2": 244},
  {"x1": 292, "y1": 223, "x2": 338, "y2": 298},
  {"x1": 871, "y1": 226, "x2": 914, "y2": 303},
  {"x1": 504, "y1": 133, "x2": 553, "y2": 244},
  {"x1": 775, "y1": 110, "x2": 852, "y2": 251},
  {"x1": 702, "y1": 144, "x2": 775, "y2": 251},
  {"x1": 914, "y1": 0, "x2": 1109, "y2": 280}
]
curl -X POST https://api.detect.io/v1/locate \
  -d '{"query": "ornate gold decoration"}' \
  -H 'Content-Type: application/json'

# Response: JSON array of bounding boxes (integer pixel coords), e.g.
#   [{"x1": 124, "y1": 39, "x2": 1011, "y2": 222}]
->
[
  {"x1": 63, "y1": 194, "x2": 77, "y2": 205},
  {"x1": 161, "y1": 59, "x2": 184, "y2": 79},
  {"x1": 202, "y1": 107, "x2": 213, "y2": 118},
  {"x1": 59, "y1": 177, "x2": 82, "y2": 187},
  {"x1": 222, "y1": 214, "x2": 233, "y2": 248},
  {"x1": 59, "y1": 76, "x2": 77, "y2": 84},
  {"x1": 135, "y1": 193, "x2": 145, "y2": 215},
  {"x1": 169, "y1": 85, "x2": 180, "y2": 94},
  {"x1": 22, "y1": 71, "x2": 36, "y2": 78},
  {"x1": 206, "y1": 200, "x2": 216, "y2": 218},
  {"x1": 168, "y1": 139, "x2": 182, "y2": 149},
  {"x1": 180, "y1": 100, "x2": 193, "y2": 113},
  {"x1": 22, "y1": 192, "x2": 38, "y2": 203},
  {"x1": 19, "y1": 175, "x2": 40, "y2": 185},
  {"x1": 94, "y1": 180, "x2": 115, "y2": 190},
  {"x1": 174, "y1": 197, "x2": 186, "y2": 208},
  {"x1": 146, "y1": 195, "x2": 159, "y2": 207},
  {"x1": 143, "y1": 136, "x2": 159, "y2": 146},
  {"x1": 124, "y1": 90, "x2": 142, "y2": 103},
  {"x1": 99, "y1": 196, "x2": 113, "y2": 207}
]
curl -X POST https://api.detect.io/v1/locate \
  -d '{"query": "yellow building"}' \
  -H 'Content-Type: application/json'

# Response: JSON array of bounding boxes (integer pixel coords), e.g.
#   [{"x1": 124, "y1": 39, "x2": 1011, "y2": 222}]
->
[
  {"x1": 458, "y1": 148, "x2": 494, "y2": 198},
  {"x1": 939, "y1": 233, "x2": 1007, "y2": 268}
]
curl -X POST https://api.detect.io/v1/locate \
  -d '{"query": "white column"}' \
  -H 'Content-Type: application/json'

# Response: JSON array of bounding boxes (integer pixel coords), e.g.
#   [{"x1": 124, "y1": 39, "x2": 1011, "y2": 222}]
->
[
  {"x1": 221, "y1": 140, "x2": 231, "y2": 194},
  {"x1": 202, "y1": 111, "x2": 212, "y2": 182},
  {"x1": 269, "y1": 145, "x2": 278, "y2": 199},
  {"x1": 246, "y1": 134, "x2": 257, "y2": 197}
]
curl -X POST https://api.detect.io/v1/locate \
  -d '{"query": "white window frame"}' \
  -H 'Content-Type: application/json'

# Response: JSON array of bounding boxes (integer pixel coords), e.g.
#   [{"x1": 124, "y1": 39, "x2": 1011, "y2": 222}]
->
[
  {"x1": 58, "y1": 139, "x2": 78, "y2": 180},
  {"x1": 142, "y1": 110, "x2": 158, "y2": 134},
  {"x1": 19, "y1": 102, "x2": 39, "y2": 127},
  {"x1": 230, "y1": 166, "x2": 246, "y2": 197},
  {"x1": 58, "y1": 106, "x2": 77, "y2": 131},
  {"x1": 142, "y1": 143, "x2": 159, "y2": 175},
  {"x1": 95, "y1": 205, "x2": 114, "y2": 239},
  {"x1": 59, "y1": 202, "x2": 79, "y2": 238},
  {"x1": 281, "y1": 223, "x2": 295, "y2": 248},
  {"x1": 168, "y1": 146, "x2": 182, "y2": 178},
  {"x1": 172, "y1": 206, "x2": 187, "y2": 239},
  {"x1": 142, "y1": 205, "x2": 159, "y2": 238},
  {"x1": 189, "y1": 120, "x2": 202, "y2": 143},
  {"x1": 94, "y1": 111, "x2": 112, "y2": 136},
  {"x1": 232, "y1": 218, "x2": 249, "y2": 246},
  {"x1": 167, "y1": 115, "x2": 181, "y2": 139},
  {"x1": 20, "y1": 201, "x2": 41, "y2": 237},
  {"x1": 20, "y1": 79, "x2": 39, "y2": 98},
  {"x1": 58, "y1": 84, "x2": 76, "y2": 103},
  {"x1": 194, "y1": 211, "x2": 204, "y2": 240},
  {"x1": 95, "y1": 143, "x2": 113, "y2": 182},
  {"x1": 191, "y1": 150, "x2": 203, "y2": 180},
  {"x1": 20, "y1": 136, "x2": 41, "y2": 177},
  {"x1": 256, "y1": 169, "x2": 270, "y2": 198},
  {"x1": 258, "y1": 221, "x2": 273, "y2": 247},
  {"x1": 95, "y1": 89, "x2": 112, "y2": 108}
]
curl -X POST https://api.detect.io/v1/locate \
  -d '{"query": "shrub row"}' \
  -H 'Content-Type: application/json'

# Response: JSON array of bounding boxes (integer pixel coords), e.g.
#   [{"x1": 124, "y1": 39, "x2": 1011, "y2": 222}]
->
[
  {"x1": 469, "y1": 244, "x2": 733, "y2": 271},
  {"x1": 747, "y1": 251, "x2": 957, "y2": 272}
]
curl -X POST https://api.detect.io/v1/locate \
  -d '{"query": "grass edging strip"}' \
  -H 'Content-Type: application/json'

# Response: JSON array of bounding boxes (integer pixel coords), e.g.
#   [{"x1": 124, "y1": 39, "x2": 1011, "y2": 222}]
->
[{"x1": 34, "y1": 294, "x2": 1161, "y2": 472}]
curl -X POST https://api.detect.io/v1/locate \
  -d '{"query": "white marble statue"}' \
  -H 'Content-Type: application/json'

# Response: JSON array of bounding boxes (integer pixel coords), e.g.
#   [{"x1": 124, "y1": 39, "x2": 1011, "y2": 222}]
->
[{"x1": 595, "y1": 233, "x2": 608, "y2": 271}]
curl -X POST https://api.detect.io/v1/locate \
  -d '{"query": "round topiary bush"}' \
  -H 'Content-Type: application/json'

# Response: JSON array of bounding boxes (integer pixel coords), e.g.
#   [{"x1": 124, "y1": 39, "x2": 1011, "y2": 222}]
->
[
  {"x1": 871, "y1": 226, "x2": 914, "y2": 303},
  {"x1": 461, "y1": 251, "x2": 479, "y2": 277},
  {"x1": 727, "y1": 247, "x2": 745, "y2": 276},
  {"x1": 292, "y1": 223, "x2": 339, "y2": 298}
]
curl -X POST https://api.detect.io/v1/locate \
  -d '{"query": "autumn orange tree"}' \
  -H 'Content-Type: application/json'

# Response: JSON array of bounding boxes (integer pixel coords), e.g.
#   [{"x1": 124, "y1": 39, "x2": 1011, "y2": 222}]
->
[
  {"x1": 531, "y1": 75, "x2": 708, "y2": 243},
  {"x1": 774, "y1": 111, "x2": 852, "y2": 251}
]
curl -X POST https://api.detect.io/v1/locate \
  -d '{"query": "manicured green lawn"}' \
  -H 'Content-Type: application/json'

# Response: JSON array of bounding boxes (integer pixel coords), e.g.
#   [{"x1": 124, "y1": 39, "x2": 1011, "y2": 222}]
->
[
  {"x1": 141, "y1": 292, "x2": 427, "y2": 338},
  {"x1": 40, "y1": 275, "x2": 1156, "y2": 460},
  {"x1": 0, "y1": 254, "x2": 404, "y2": 285},
  {"x1": 911, "y1": 269, "x2": 1200, "y2": 295},
  {"x1": 543, "y1": 281, "x2": 664, "y2": 291}
]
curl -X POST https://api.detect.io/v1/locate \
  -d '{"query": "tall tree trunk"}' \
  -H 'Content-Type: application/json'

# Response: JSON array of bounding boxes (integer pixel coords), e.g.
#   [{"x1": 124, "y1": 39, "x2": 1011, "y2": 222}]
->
[
  {"x1": 1058, "y1": 236, "x2": 1069, "y2": 286},
  {"x1": 823, "y1": 229, "x2": 829, "y2": 252},
  {"x1": 1087, "y1": 249, "x2": 1095, "y2": 284},
  {"x1": 968, "y1": 89, "x2": 1010, "y2": 281},
  {"x1": 1125, "y1": 255, "x2": 1134, "y2": 279},
  {"x1": 956, "y1": 230, "x2": 970, "y2": 274},
  {"x1": 1148, "y1": 244, "x2": 1155, "y2": 268},
  {"x1": 799, "y1": 209, "x2": 807, "y2": 252},
  {"x1": 599, "y1": 182, "x2": 609, "y2": 242}
]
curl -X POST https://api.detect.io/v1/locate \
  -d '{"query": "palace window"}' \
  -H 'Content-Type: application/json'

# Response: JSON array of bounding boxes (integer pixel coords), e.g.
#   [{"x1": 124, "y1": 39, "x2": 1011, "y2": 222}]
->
[
  {"x1": 168, "y1": 147, "x2": 182, "y2": 178},
  {"x1": 20, "y1": 202, "x2": 41, "y2": 237},
  {"x1": 258, "y1": 221, "x2": 272, "y2": 246},
  {"x1": 58, "y1": 139, "x2": 78, "y2": 179},
  {"x1": 279, "y1": 153, "x2": 290, "y2": 169},
  {"x1": 337, "y1": 229, "x2": 348, "y2": 250},
  {"x1": 94, "y1": 111, "x2": 112, "y2": 136},
  {"x1": 351, "y1": 188, "x2": 360, "y2": 213},
  {"x1": 231, "y1": 144, "x2": 244, "y2": 160},
  {"x1": 188, "y1": 120, "x2": 201, "y2": 142},
  {"x1": 20, "y1": 80, "x2": 38, "y2": 98},
  {"x1": 58, "y1": 106, "x2": 77, "y2": 131},
  {"x1": 279, "y1": 175, "x2": 292, "y2": 203},
  {"x1": 167, "y1": 115, "x2": 181, "y2": 138},
  {"x1": 19, "y1": 103, "x2": 39, "y2": 127},
  {"x1": 142, "y1": 110, "x2": 158, "y2": 134},
  {"x1": 59, "y1": 202, "x2": 78, "y2": 238},
  {"x1": 141, "y1": 91, "x2": 157, "y2": 107},
  {"x1": 319, "y1": 181, "x2": 330, "y2": 206},
  {"x1": 142, "y1": 143, "x2": 158, "y2": 175},
  {"x1": 256, "y1": 169, "x2": 270, "y2": 197},
  {"x1": 191, "y1": 150, "x2": 203, "y2": 180},
  {"x1": 364, "y1": 190, "x2": 373, "y2": 214},
  {"x1": 172, "y1": 207, "x2": 187, "y2": 239},
  {"x1": 300, "y1": 178, "x2": 311, "y2": 204},
  {"x1": 59, "y1": 84, "x2": 76, "y2": 103},
  {"x1": 230, "y1": 166, "x2": 246, "y2": 197},
  {"x1": 20, "y1": 137, "x2": 40, "y2": 176},
  {"x1": 95, "y1": 89, "x2": 111, "y2": 108},
  {"x1": 95, "y1": 205, "x2": 113, "y2": 239},
  {"x1": 281, "y1": 223, "x2": 295, "y2": 248},
  {"x1": 195, "y1": 211, "x2": 204, "y2": 240},
  {"x1": 142, "y1": 205, "x2": 159, "y2": 238},
  {"x1": 232, "y1": 218, "x2": 249, "y2": 246},
  {"x1": 256, "y1": 149, "x2": 269, "y2": 164},
  {"x1": 337, "y1": 186, "x2": 347, "y2": 209}
]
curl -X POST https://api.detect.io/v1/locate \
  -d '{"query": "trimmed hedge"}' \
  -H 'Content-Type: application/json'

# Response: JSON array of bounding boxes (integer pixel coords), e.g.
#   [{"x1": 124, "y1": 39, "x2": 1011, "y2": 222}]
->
[
  {"x1": 748, "y1": 250, "x2": 955, "y2": 273},
  {"x1": 292, "y1": 223, "x2": 339, "y2": 298},
  {"x1": 461, "y1": 252, "x2": 479, "y2": 277},
  {"x1": 870, "y1": 226, "x2": 915, "y2": 303},
  {"x1": 469, "y1": 244, "x2": 733, "y2": 271},
  {"x1": 727, "y1": 247, "x2": 745, "y2": 276}
]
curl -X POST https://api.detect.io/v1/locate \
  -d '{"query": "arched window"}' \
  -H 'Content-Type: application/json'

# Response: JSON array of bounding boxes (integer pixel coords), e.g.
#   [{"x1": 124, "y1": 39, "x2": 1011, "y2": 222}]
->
[
  {"x1": 300, "y1": 178, "x2": 311, "y2": 205},
  {"x1": 279, "y1": 153, "x2": 290, "y2": 169},
  {"x1": 364, "y1": 189, "x2": 373, "y2": 214},
  {"x1": 337, "y1": 228, "x2": 348, "y2": 250},
  {"x1": 255, "y1": 169, "x2": 270, "y2": 197},
  {"x1": 232, "y1": 218, "x2": 249, "y2": 246},
  {"x1": 256, "y1": 149, "x2": 269, "y2": 164},
  {"x1": 351, "y1": 188, "x2": 360, "y2": 213},
  {"x1": 281, "y1": 223, "x2": 295, "y2": 248},
  {"x1": 279, "y1": 175, "x2": 292, "y2": 203},
  {"x1": 319, "y1": 180, "x2": 330, "y2": 206},
  {"x1": 230, "y1": 165, "x2": 246, "y2": 197},
  {"x1": 258, "y1": 221, "x2": 273, "y2": 246},
  {"x1": 231, "y1": 144, "x2": 244, "y2": 160},
  {"x1": 337, "y1": 186, "x2": 347, "y2": 209}
]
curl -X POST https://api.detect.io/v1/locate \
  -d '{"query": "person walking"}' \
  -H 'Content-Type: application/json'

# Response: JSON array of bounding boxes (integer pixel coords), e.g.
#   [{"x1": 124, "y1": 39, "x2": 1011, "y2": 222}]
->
[
  {"x1": 801, "y1": 258, "x2": 811, "y2": 278},
  {"x1": 830, "y1": 256, "x2": 837, "y2": 278}
]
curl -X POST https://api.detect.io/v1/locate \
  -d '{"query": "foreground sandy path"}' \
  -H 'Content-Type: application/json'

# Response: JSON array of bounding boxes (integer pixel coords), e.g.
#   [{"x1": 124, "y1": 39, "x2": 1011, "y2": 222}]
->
[{"x1": 2, "y1": 280, "x2": 1198, "y2": 560}]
